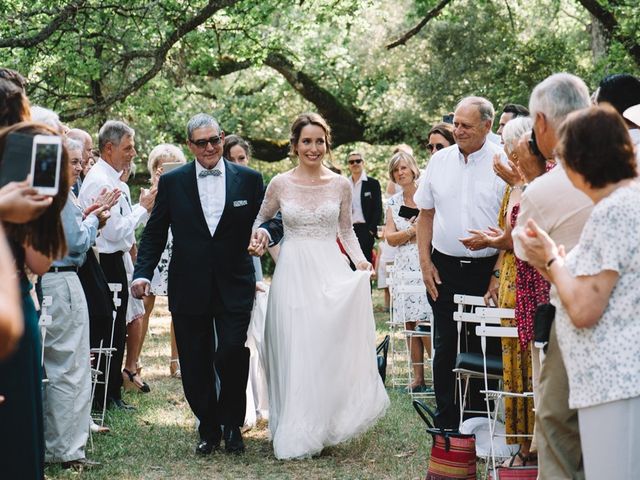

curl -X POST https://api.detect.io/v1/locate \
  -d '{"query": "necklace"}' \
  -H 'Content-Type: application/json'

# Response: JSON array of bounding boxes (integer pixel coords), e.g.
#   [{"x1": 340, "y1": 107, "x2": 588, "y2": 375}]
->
[{"x1": 293, "y1": 167, "x2": 322, "y2": 184}]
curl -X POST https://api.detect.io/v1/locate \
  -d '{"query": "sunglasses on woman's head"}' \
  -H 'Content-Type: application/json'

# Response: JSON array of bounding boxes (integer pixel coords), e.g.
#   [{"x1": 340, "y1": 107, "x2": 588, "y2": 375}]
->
[{"x1": 427, "y1": 143, "x2": 445, "y2": 153}]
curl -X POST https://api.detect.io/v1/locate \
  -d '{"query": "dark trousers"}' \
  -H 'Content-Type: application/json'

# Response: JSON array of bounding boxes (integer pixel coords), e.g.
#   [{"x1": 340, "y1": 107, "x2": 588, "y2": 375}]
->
[
  {"x1": 353, "y1": 223, "x2": 375, "y2": 264},
  {"x1": 77, "y1": 249, "x2": 114, "y2": 407},
  {"x1": 429, "y1": 249, "x2": 500, "y2": 429},
  {"x1": 172, "y1": 284, "x2": 251, "y2": 440},
  {"x1": 98, "y1": 252, "x2": 128, "y2": 401}
]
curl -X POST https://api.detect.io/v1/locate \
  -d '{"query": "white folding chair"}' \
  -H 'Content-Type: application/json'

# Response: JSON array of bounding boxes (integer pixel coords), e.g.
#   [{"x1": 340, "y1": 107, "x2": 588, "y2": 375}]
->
[
  {"x1": 389, "y1": 267, "x2": 433, "y2": 397},
  {"x1": 475, "y1": 308, "x2": 534, "y2": 476},
  {"x1": 385, "y1": 265, "x2": 410, "y2": 389},
  {"x1": 38, "y1": 296, "x2": 53, "y2": 384},
  {"x1": 452, "y1": 294, "x2": 502, "y2": 426},
  {"x1": 90, "y1": 283, "x2": 121, "y2": 429}
]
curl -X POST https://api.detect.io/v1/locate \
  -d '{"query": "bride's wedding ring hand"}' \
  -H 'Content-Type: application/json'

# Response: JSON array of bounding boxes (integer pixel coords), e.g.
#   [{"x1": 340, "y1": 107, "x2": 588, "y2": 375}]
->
[{"x1": 248, "y1": 229, "x2": 269, "y2": 256}]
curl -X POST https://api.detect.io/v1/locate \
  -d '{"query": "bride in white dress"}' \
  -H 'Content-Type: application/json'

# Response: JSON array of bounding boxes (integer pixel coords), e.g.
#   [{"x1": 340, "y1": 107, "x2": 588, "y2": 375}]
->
[{"x1": 251, "y1": 112, "x2": 389, "y2": 460}]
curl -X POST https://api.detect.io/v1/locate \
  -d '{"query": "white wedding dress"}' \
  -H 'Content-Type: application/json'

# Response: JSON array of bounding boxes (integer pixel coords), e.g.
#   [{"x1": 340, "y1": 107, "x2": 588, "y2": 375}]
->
[{"x1": 253, "y1": 172, "x2": 389, "y2": 460}]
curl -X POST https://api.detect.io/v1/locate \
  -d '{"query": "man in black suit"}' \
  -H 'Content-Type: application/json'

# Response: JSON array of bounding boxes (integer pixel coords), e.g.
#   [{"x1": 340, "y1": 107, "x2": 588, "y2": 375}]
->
[
  {"x1": 346, "y1": 151, "x2": 382, "y2": 264},
  {"x1": 132, "y1": 114, "x2": 264, "y2": 455}
]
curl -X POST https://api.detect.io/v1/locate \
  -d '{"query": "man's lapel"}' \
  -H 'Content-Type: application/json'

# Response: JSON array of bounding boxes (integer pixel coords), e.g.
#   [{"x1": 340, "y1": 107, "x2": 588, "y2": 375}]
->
[{"x1": 182, "y1": 161, "x2": 211, "y2": 236}]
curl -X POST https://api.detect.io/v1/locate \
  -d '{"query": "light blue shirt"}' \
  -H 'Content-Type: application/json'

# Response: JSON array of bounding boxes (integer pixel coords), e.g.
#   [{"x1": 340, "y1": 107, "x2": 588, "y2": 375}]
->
[{"x1": 52, "y1": 192, "x2": 99, "y2": 267}]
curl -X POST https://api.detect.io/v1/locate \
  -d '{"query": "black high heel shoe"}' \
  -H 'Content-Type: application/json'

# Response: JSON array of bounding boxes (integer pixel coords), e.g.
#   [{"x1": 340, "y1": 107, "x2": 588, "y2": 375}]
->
[{"x1": 122, "y1": 368, "x2": 151, "y2": 393}]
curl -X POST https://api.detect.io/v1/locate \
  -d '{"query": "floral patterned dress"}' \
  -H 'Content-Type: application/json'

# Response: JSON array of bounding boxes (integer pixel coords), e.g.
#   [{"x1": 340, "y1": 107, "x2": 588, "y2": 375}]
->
[
  {"x1": 150, "y1": 232, "x2": 173, "y2": 296},
  {"x1": 498, "y1": 189, "x2": 535, "y2": 443},
  {"x1": 387, "y1": 192, "x2": 432, "y2": 324}
]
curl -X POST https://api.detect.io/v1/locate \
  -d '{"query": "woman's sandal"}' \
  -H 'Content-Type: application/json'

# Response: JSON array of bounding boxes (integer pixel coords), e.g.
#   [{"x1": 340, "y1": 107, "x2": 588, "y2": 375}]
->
[
  {"x1": 170, "y1": 359, "x2": 181, "y2": 379},
  {"x1": 122, "y1": 368, "x2": 151, "y2": 393}
]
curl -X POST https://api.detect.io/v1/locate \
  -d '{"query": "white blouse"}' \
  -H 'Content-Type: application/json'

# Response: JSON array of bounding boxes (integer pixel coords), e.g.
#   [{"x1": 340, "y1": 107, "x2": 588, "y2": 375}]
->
[{"x1": 554, "y1": 183, "x2": 640, "y2": 409}]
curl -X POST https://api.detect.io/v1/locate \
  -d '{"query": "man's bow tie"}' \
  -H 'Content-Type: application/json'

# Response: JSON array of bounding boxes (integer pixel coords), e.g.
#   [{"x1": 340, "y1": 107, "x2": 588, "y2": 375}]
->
[{"x1": 199, "y1": 168, "x2": 222, "y2": 178}]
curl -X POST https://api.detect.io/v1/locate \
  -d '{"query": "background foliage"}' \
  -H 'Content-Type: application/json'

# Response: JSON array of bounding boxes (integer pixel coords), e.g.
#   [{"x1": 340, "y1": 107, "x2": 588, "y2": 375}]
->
[{"x1": 1, "y1": 0, "x2": 638, "y2": 176}]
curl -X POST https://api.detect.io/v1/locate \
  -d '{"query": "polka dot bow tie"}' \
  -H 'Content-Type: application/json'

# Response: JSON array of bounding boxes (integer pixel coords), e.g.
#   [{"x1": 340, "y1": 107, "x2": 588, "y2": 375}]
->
[{"x1": 199, "y1": 169, "x2": 222, "y2": 178}]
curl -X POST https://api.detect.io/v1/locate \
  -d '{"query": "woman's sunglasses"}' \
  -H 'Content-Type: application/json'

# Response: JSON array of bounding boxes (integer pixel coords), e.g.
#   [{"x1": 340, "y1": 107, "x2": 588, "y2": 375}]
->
[{"x1": 426, "y1": 143, "x2": 445, "y2": 153}]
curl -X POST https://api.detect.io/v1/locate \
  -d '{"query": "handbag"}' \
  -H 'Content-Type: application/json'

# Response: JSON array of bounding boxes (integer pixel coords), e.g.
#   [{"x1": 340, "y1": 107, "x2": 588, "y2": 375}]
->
[
  {"x1": 494, "y1": 466, "x2": 538, "y2": 479},
  {"x1": 413, "y1": 400, "x2": 477, "y2": 480},
  {"x1": 376, "y1": 335, "x2": 390, "y2": 384}
]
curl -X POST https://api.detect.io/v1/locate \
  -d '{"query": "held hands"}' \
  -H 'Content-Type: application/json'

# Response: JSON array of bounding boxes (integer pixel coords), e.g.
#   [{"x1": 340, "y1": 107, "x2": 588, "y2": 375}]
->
[
  {"x1": 516, "y1": 219, "x2": 564, "y2": 270},
  {"x1": 248, "y1": 229, "x2": 270, "y2": 257},
  {"x1": 0, "y1": 179, "x2": 53, "y2": 223},
  {"x1": 131, "y1": 279, "x2": 150, "y2": 299}
]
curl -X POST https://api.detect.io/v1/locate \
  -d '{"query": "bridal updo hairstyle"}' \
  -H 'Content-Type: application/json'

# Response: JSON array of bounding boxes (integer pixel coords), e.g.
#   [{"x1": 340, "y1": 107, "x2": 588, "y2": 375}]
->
[{"x1": 289, "y1": 112, "x2": 333, "y2": 160}]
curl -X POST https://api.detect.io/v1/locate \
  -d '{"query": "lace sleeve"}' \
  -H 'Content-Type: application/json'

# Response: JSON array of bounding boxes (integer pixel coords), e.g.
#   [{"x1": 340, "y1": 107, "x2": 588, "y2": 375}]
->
[
  {"x1": 252, "y1": 174, "x2": 281, "y2": 231},
  {"x1": 337, "y1": 177, "x2": 367, "y2": 265}
]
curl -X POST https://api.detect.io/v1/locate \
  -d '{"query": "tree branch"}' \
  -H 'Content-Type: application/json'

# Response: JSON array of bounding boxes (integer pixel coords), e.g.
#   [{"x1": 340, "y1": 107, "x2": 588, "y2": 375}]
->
[
  {"x1": 60, "y1": 0, "x2": 239, "y2": 121},
  {"x1": 0, "y1": 1, "x2": 86, "y2": 48},
  {"x1": 264, "y1": 51, "x2": 365, "y2": 146},
  {"x1": 576, "y1": 0, "x2": 640, "y2": 67},
  {"x1": 386, "y1": 0, "x2": 454, "y2": 49}
]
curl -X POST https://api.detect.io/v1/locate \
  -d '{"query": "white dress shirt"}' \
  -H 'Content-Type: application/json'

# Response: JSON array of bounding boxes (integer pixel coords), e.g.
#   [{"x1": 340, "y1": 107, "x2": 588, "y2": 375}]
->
[
  {"x1": 195, "y1": 159, "x2": 226, "y2": 236},
  {"x1": 350, "y1": 172, "x2": 367, "y2": 224},
  {"x1": 414, "y1": 140, "x2": 506, "y2": 258},
  {"x1": 78, "y1": 158, "x2": 149, "y2": 254}
]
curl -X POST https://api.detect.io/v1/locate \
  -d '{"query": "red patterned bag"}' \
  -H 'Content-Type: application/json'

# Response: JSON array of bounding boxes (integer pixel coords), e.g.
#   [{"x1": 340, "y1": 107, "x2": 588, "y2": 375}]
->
[{"x1": 413, "y1": 401, "x2": 477, "y2": 480}]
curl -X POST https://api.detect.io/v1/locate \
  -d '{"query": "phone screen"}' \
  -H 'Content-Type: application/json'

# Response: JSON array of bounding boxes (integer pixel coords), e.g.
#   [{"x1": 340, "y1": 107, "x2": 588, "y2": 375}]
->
[{"x1": 32, "y1": 143, "x2": 59, "y2": 188}]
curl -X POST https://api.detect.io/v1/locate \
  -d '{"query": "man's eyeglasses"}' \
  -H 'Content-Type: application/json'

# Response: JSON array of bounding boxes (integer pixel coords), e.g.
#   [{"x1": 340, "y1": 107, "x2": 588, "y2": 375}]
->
[
  {"x1": 348, "y1": 158, "x2": 363, "y2": 165},
  {"x1": 427, "y1": 143, "x2": 445, "y2": 153},
  {"x1": 190, "y1": 136, "x2": 222, "y2": 149}
]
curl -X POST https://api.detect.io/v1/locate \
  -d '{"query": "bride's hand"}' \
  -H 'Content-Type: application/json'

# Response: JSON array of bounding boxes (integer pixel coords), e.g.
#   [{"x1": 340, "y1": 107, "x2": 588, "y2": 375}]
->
[{"x1": 356, "y1": 261, "x2": 373, "y2": 271}]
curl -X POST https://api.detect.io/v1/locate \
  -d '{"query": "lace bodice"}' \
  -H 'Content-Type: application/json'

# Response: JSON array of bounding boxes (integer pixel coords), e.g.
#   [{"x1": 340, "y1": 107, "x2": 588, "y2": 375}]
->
[{"x1": 253, "y1": 172, "x2": 367, "y2": 265}]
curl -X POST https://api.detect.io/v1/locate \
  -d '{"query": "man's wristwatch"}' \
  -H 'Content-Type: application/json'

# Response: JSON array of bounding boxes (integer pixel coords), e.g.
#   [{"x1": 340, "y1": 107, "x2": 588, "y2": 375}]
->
[{"x1": 492, "y1": 269, "x2": 500, "y2": 279}]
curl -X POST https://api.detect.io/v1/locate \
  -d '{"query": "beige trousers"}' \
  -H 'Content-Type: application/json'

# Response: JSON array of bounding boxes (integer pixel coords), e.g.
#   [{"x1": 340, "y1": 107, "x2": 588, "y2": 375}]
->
[{"x1": 535, "y1": 325, "x2": 584, "y2": 480}]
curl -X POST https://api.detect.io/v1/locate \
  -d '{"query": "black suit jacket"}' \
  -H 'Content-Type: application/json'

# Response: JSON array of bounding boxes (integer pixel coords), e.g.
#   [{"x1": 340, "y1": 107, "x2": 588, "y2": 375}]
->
[
  {"x1": 359, "y1": 176, "x2": 383, "y2": 235},
  {"x1": 134, "y1": 159, "x2": 264, "y2": 315}
]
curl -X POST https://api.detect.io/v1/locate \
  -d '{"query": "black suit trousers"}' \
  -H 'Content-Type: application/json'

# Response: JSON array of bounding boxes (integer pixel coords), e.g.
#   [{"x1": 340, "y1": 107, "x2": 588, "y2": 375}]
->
[
  {"x1": 99, "y1": 252, "x2": 129, "y2": 401},
  {"x1": 429, "y1": 249, "x2": 500, "y2": 429},
  {"x1": 172, "y1": 283, "x2": 251, "y2": 439},
  {"x1": 353, "y1": 223, "x2": 375, "y2": 264}
]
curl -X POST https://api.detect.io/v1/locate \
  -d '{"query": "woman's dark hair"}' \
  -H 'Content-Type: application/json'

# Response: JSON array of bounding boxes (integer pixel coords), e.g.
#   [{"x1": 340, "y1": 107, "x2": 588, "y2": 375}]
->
[
  {"x1": 223, "y1": 134, "x2": 252, "y2": 161},
  {"x1": 427, "y1": 122, "x2": 455, "y2": 146},
  {"x1": 0, "y1": 68, "x2": 30, "y2": 127},
  {"x1": 596, "y1": 74, "x2": 640, "y2": 116},
  {"x1": 558, "y1": 105, "x2": 637, "y2": 188},
  {"x1": 0, "y1": 122, "x2": 69, "y2": 258}
]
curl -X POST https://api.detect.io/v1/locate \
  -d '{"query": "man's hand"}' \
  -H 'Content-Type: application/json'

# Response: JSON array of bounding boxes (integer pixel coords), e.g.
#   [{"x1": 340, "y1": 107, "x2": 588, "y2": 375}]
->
[
  {"x1": 484, "y1": 275, "x2": 499, "y2": 306},
  {"x1": 460, "y1": 226, "x2": 504, "y2": 251},
  {"x1": 513, "y1": 133, "x2": 546, "y2": 183},
  {"x1": 421, "y1": 260, "x2": 441, "y2": 301},
  {"x1": 0, "y1": 180, "x2": 53, "y2": 223},
  {"x1": 131, "y1": 279, "x2": 150, "y2": 299},
  {"x1": 139, "y1": 187, "x2": 158, "y2": 213},
  {"x1": 248, "y1": 229, "x2": 270, "y2": 256}
]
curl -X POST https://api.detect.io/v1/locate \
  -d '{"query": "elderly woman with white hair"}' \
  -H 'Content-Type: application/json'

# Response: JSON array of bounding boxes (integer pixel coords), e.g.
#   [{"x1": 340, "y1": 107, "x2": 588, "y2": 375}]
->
[
  {"x1": 460, "y1": 116, "x2": 538, "y2": 464},
  {"x1": 140, "y1": 144, "x2": 187, "y2": 378}
]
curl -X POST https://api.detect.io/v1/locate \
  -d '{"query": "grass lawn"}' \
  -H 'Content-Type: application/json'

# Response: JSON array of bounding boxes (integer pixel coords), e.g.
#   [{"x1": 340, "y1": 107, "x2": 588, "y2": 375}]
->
[{"x1": 44, "y1": 290, "x2": 472, "y2": 480}]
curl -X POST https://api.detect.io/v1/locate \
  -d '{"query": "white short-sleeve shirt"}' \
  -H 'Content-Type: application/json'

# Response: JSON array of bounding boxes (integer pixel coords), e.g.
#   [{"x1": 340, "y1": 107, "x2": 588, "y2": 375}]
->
[{"x1": 414, "y1": 140, "x2": 506, "y2": 258}]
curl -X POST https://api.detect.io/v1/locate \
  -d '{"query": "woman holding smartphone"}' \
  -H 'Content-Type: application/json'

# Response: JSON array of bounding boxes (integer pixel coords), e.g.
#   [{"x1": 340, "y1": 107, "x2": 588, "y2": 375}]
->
[{"x1": 384, "y1": 151, "x2": 433, "y2": 392}]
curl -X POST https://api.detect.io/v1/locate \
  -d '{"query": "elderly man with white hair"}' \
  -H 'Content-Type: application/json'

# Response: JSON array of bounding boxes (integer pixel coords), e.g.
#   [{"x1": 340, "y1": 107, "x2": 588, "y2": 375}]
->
[
  {"x1": 414, "y1": 95, "x2": 507, "y2": 429},
  {"x1": 512, "y1": 73, "x2": 592, "y2": 479}
]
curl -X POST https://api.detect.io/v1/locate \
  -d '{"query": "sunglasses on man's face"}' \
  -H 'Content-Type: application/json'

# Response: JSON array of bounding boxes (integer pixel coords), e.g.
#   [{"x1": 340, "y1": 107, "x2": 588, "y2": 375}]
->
[
  {"x1": 348, "y1": 158, "x2": 363, "y2": 165},
  {"x1": 427, "y1": 143, "x2": 445, "y2": 153},
  {"x1": 190, "y1": 135, "x2": 222, "y2": 149}
]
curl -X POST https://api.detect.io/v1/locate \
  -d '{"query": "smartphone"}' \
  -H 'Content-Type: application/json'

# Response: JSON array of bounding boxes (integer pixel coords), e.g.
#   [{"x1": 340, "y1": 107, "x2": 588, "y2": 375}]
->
[
  {"x1": 398, "y1": 205, "x2": 419, "y2": 219},
  {"x1": 0, "y1": 133, "x2": 33, "y2": 188},
  {"x1": 162, "y1": 162, "x2": 183, "y2": 173},
  {"x1": 30, "y1": 134, "x2": 62, "y2": 195}
]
